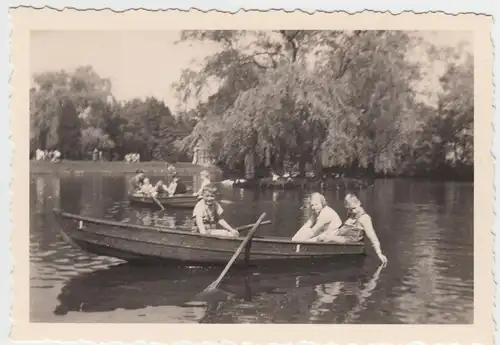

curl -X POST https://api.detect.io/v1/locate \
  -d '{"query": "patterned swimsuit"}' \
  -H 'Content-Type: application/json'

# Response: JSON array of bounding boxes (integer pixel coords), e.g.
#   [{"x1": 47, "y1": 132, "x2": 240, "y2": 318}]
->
[
  {"x1": 193, "y1": 201, "x2": 222, "y2": 230},
  {"x1": 336, "y1": 211, "x2": 365, "y2": 243}
]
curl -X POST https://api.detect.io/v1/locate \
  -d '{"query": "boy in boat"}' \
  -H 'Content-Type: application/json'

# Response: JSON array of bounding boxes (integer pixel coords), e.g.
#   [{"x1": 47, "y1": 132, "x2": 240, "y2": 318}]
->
[
  {"x1": 129, "y1": 169, "x2": 145, "y2": 193},
  {"x1": 193, "y1": 184, "x2": 239, "y2": 238},
  {"x1": 292, "y1": 192, "x2": 342, "y2": 242},
  {"x1": 166, "y1": 173, "x2": 188, "y2": 196}
]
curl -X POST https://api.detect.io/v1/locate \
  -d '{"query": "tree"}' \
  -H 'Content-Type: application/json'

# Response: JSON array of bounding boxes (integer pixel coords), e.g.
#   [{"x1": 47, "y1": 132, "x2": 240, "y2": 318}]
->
[
  {"x1": 174, "y1": 30, "x2": 423, "y2": 175},
  {"x1": 118, "y1": 97, "x2": 184, "y2": 161},
  {"x1": 81, "y1": 127, "x2": 115, "y2": 154},
  {"x1": 30, "y1": 66, "x2": 114, "y2": 155},
  {"x1": 56, "y1": 99, "x2": 81, "y2": 159},
  {"x1": 410, "y1": 50, "x2": 473, "y2": 178}
]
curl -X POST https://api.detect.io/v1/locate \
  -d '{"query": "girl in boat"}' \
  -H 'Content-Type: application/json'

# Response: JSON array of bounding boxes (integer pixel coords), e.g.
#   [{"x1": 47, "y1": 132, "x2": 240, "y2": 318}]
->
[
  {"x1": 194, "y1": 170, "x2": 211, "y2": 197},
  {"x1": 193, "y1": 184, "x2": 239, "y2": 238},
  {"x1": 292, "y1": 192, "x2": 343, "y2": 242},
  {"x1": 313, "y1": 193, "x2": 387, "y2": 264}
]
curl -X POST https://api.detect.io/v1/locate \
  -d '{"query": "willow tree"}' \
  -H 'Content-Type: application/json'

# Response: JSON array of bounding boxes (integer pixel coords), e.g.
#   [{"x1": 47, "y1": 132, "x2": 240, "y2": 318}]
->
[
  {"x1": 412, "y1": 50, "x2": 473, "y2": 177},
  {"x1": 30, "y1": 65, "x2": 114, "y2": 153},
  {"x1": 175, "y1": 30, "x2": 422, "y2": 175},
  {"x1": 316, "y1": 31, "x2": 423, "y2": 174},
  {"x1": 437, "y1": 52, "x2": 473, "y2": 167}
]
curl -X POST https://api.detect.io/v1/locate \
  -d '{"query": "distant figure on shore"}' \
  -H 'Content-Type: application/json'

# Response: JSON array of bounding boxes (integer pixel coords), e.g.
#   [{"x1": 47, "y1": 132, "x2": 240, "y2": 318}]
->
[
  {"x1": 35, "y1": 149, "x2": 46, "y2": 161},
  {"x1": 292, "y1": 192, "x2": 342, "y2": 242},
  {"x1": 129, "y1": 169, "x2": 145, "y2": 194},
  {"x1": 124, "y1": 153, "x2": 140, "y2": 163},
  {"x1": 167, "y1": 173, "x2": 188, "y2": 196},
  {"x1": 51, "y1": 149, "x2": 61, "y2": 163},
  {"x1": 192, "y1": 184, "x2": 239, "y2": 238}
]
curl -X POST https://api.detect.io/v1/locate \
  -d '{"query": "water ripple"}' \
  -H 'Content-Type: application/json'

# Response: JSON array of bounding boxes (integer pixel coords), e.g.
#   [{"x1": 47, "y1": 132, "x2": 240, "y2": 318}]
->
[{"x1": 30, "y1": 175, "x2": 473, "y2": 324}]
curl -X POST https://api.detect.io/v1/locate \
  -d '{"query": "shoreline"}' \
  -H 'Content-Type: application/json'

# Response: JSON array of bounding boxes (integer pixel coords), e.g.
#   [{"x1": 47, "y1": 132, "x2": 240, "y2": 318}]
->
[
  {"x1": 30, "y1": 160, "x2": 473, "y2": 183},
  {"x1": 30, "y1": 160, "x2": 222, "y2": 176}
]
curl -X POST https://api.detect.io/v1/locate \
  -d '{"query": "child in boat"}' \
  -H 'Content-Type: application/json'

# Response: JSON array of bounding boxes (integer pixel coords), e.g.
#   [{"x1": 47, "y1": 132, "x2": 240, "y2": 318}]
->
[
  {"x1": 195, "y1": 170, "x2": 211, "y2": 197},
  {"x1": 193, "y1": 184, "x2": 239, "y2": 238},
  {"x1": 166, "y1": 173, "x2": 188, "y2": 196},
  {"x1": 139, "y1": 178, "x2": 155, "y2": 196},
  {"x1": 292, "y1": 192, "x2": 342, "y2": 242},
  {"x1": 312, "y1": 193, "x2": 387, "y2": 264}
]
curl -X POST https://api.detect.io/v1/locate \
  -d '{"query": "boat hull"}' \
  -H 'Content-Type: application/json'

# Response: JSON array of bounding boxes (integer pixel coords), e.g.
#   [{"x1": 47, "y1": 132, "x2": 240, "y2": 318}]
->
[
  {"x1": 129, "y1": 194, "x2": 198, "y2": 208},
  {"x1": 55, "y1": 209, "x2": 365, "y2": 266}
]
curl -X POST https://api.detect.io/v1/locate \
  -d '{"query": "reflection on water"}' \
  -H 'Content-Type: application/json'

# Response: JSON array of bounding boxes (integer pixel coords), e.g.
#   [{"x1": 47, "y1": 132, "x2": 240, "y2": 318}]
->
[{"x1": 30, "y1": 173, "x2": 474, "y2": 324}]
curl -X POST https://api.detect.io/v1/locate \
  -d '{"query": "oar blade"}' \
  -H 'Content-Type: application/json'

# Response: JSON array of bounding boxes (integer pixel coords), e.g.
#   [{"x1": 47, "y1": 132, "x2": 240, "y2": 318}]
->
[{"x1": 196, "y1": 213, "x2": 267, "y2": 300}]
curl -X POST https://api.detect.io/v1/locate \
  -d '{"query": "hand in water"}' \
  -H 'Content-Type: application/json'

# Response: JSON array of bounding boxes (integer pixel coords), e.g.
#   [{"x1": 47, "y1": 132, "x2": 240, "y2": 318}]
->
[{"x1": 378, "y1": 253, "x2": 388, "y2": 266}]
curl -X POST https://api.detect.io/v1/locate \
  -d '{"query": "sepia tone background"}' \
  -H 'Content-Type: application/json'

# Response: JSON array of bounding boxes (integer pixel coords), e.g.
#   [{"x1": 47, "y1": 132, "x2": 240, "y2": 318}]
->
[{"x1": 11, "y1": 8, "x2": 493, "y2": 344}]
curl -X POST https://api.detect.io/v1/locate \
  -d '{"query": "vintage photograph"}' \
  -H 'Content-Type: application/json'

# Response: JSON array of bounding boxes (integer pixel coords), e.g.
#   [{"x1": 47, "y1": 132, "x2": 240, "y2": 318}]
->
[
  {"x1": 28, "y1": 27, "x2": 475, "y2": 324},
  {"x1": 10, "y1": 9, "x2": 493, "y2": 343}
]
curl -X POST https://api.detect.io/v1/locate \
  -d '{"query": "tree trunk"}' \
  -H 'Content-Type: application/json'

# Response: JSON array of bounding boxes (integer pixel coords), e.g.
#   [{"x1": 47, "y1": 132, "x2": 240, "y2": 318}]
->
[{"x1": 298, "y1": 155, "x2": 307, "y2": 177}]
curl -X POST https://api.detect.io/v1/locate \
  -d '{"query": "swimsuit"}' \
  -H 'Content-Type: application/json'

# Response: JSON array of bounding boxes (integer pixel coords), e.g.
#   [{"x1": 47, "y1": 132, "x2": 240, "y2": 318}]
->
[{"x1": 336, "y1": 212, "x2": 365, "y2": 243}]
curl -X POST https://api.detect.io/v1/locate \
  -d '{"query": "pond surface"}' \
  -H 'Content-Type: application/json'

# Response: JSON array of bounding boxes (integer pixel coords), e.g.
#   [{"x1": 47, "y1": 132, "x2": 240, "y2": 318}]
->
[{"x1": 30, "y1": 172, "x2": 473, "y2": 324}]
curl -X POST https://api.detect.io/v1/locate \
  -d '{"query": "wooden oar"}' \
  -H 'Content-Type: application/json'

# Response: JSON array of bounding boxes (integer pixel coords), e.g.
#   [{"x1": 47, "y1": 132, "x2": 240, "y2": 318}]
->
[
  {"x1": 237, "y1": 220, "x2": 271, "y2": 232},
  {"x1": 198, "y1": 212, "x2": 267, "y2": 296}
]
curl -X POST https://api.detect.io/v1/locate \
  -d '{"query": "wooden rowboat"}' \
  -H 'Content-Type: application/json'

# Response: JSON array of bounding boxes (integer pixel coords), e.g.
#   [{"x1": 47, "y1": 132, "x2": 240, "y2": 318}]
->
[
  {"x1": 128, "y1": 193, "x2": 198, "y2": 208},
  {"x1": 54, "y1": 209, "x2": 365, "y2": 266}
]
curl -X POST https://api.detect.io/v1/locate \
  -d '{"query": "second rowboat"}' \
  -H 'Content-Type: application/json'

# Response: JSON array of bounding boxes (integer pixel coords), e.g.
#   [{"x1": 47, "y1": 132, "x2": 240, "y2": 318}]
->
[{"x1": 129, "y1": 193, "x2": 198, "y2": 208}]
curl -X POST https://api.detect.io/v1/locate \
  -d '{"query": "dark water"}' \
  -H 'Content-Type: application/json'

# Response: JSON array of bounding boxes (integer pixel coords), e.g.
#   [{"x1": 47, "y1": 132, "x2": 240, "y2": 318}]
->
[{"x1": 30, "y1": 172, "x2": 474, "y2": 324}]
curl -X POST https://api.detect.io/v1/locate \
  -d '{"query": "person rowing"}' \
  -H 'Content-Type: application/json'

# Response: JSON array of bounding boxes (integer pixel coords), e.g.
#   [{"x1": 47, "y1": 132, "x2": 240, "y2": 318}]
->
[
  {"x1": 292, "y1": 192, "x2": 343, "y2": 242},
  {"x1": 192, "y1": 184, "x2": 239, "y2": 238},
  {"x1": 311, "y1": 193, "x2": 387, "y2": 264},
  {"x1": 129, "y1": 169, "x2": 145, "y2": 194},
  {"x1": 152, "y1": 180, "x2": 169, "y2": 196}
]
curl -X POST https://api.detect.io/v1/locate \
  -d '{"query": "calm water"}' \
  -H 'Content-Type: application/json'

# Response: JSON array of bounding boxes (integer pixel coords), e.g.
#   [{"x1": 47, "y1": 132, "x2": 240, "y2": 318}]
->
[{"x1": 30, "y1": 172, "x2": 474, "y2": 324}]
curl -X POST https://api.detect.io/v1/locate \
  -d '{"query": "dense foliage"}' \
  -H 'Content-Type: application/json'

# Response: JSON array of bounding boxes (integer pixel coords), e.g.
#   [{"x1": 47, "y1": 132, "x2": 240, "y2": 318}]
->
[
  {"x1": 30, "y1": 31, "x2": 473, "y2": 181},
  {"x1": 30, "y1": 66, "x2": 193, "y2": 161},
  {"x1": 174, "y1": 30, "x2": 473, "y2": 180}
]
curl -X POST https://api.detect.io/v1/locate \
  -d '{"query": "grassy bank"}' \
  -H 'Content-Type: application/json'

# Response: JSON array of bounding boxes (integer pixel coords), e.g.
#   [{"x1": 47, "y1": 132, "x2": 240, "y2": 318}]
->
[{"x1": 30, "y1": 160, "x2": 222, "y2": 176}]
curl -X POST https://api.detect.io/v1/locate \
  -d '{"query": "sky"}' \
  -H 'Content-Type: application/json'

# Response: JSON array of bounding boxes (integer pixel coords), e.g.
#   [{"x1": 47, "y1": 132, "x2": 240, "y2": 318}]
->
[{"x1": 31, "y1": 30, "x2": 473, "y2": 113}]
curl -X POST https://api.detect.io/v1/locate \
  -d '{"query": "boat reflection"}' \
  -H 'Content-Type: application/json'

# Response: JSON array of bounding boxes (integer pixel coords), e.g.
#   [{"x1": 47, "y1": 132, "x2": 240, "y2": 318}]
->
[{"x1": 54, "y1": 258, "x2": 386, "y2": 323}]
